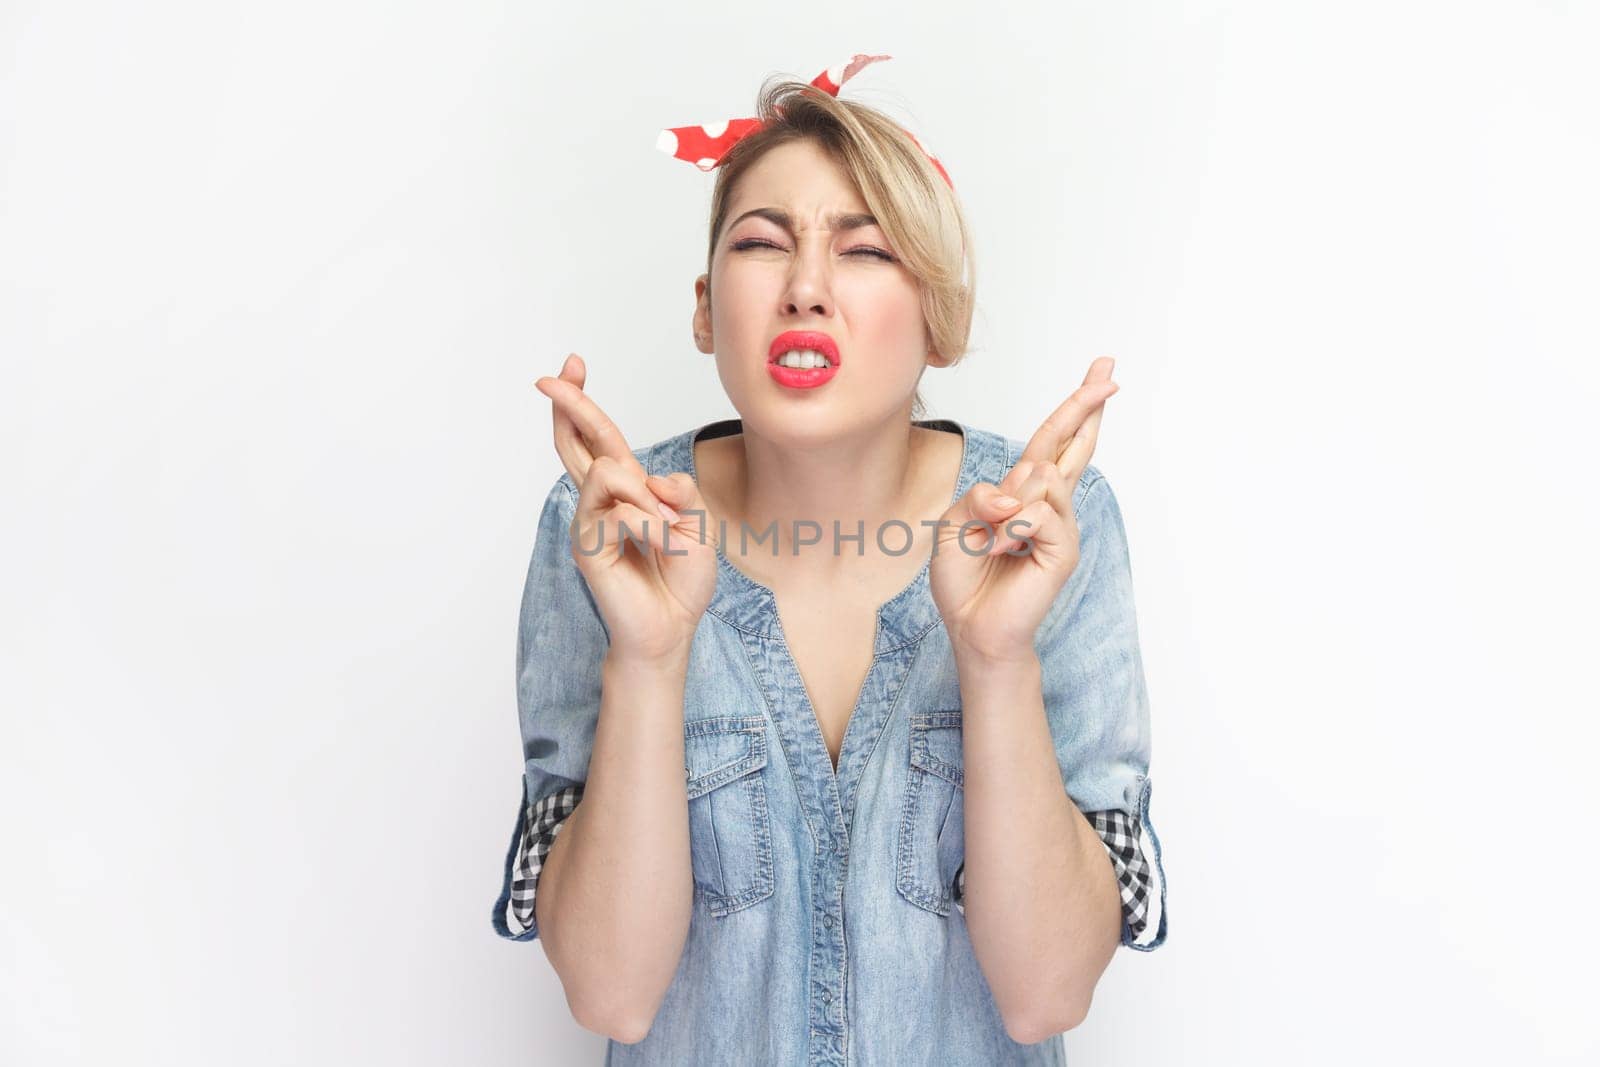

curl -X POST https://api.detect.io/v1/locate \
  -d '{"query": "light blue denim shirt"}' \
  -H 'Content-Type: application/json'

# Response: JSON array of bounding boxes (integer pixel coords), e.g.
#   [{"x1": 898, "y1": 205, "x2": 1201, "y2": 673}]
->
[{"x1": 492, "y1": 417, "x2": 1169, "y2": 1065}]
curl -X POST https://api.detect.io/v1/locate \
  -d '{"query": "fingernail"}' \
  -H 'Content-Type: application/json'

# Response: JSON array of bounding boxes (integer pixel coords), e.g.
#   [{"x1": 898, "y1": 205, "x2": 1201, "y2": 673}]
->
[
  {"x1": 994, "y1": 495, "x2": 1020, "y2": 509},
  {"x1": 657, "y1": 501, "x2": 680, "y2": 523}
]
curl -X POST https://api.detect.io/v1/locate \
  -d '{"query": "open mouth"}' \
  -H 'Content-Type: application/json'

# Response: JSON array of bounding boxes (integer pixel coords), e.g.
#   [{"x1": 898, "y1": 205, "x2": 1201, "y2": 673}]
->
[
  {"x1": 767, "y1": 331, "x2": 840, "y2": 389},
  {"x1": 770, "y1": 348, "x2": 835, "y2": 370}
]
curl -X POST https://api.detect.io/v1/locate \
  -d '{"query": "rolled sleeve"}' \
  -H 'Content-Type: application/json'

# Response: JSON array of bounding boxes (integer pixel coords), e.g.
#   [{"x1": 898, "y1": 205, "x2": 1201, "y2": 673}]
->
[
  {"x1": 951, "y1": 802, "x2": 1164, "y2": 947},
  {"x1": 503, "y1": 783, "x2": 584, "y2": 937},
  {"x1": 949, "y1": 465, "x2": 1169, "y2": 951},
  {"x1": 491, "y1": 474, "x2": 610, "y2": 942}
]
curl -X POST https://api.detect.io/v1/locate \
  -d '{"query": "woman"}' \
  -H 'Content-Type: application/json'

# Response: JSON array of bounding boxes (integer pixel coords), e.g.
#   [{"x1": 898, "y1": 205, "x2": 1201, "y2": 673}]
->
[{"x1": 491, "y1": 56, "x2": 1168, "y2": 1065}]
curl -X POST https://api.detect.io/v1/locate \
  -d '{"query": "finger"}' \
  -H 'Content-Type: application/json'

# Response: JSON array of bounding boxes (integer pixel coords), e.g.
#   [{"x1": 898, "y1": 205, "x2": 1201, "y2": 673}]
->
[
  {"x1": 535, "y1": 368, "x2": 647, "y2": 482},
  {"x1": 1008, "y1": 460, "x2": 1073, "y2": 523},
  {"x1": 942, "y1": 481, "x2": 1025, "y2": 553},
  {"x1": 997, "y1": 459, "x2": 1037, "y2": 500},
  {"x1": 536, "y1": 354, "x2": 593, "y2": 486},
  {"x1": 990, "y1": 499, "x2": 1073, "y2": 560},
  {"x1": 991, "y1": 464, "x2": 1073, "y2": 560},
  {"x1": 1035, "y1": 460, "x2": 1076, "y2": 527},
  {"x1": 1018, "y1": 378, "x2": 1118, "y2": 470},
  {"x1": 644, "y1": 471, "x2": 692, "y2": 514},
  {"x1": 582, "y1": 500, "x2": 672, "y2": 565},
  {"x1": 547, "y1": 354, "x2": 591, "y2": 485},
  {"x1": 1056, "y1": 396, "x2": 1108, "y2": 487},
  {"x1": 1017, "y1": 358, "x2": 1118, "y2": 468},
  {"x1": 999, "y1": 457, "x2": 1069, "y2": 509},
  {"x1": 645, "y1": 472, "x2": 715, "y2": 547},
  {"x1": 575, "y1": 456, "x2": 668, "y2": 529},
  {"x1": 614, "y1": 501, "x2": 677, "y2": 556},
  {"x1": 972, "y1": 480, "x2": 1025, "y2": 521}
]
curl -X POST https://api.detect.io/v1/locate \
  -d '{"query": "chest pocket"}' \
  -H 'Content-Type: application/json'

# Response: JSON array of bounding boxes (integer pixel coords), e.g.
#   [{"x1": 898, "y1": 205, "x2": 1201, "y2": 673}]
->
[
  {"x1": 896, "y1": 710, "x2": 966, "y2": 916},
  {"x1": 684, "y1": 715, "x2": 775, "y2": 916}
]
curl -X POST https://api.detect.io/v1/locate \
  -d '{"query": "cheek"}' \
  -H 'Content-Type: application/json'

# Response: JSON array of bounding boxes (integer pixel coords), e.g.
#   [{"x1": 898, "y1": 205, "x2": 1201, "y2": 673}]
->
[
  {"x1": 708, "y1": 261, "x2": 773, "y2": 334},
  {"x1": 847, "y1": 281, "x2": 928, "y2": 365}
]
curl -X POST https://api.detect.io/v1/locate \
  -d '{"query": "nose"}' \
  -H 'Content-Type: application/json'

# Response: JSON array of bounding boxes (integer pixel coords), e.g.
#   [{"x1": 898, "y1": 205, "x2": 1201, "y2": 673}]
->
[{"x1": 781, "y1": 237, "x2": 833, "y2": 319}]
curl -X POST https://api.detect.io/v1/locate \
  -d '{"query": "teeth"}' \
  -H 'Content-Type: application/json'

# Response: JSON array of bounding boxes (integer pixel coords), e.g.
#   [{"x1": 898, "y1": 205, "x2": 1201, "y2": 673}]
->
[{"x1": 776, "y1": 348, "x2": 833, "y2": 369}]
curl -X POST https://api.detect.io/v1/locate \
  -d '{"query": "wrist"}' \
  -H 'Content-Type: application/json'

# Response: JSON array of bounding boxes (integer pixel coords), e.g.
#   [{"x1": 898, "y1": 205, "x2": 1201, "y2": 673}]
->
[
  {"x1": 605, "y1": 643, "x2": 693, "y2": 678},
  {"x1": 953, "y1": 647, "x2": 1041, "y2": 688},
  {"x1": 950, "y1": 634, "x2": 1040, "y2": 675}
]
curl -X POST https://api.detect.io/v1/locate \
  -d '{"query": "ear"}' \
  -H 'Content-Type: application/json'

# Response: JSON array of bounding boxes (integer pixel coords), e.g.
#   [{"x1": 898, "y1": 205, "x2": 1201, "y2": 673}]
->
[
  {"x1": 924, "y1": 327, "x2": 955, "y2": 369},
  {"x1": 692, "y1": 273, "x2": 713, "y2": 353}
]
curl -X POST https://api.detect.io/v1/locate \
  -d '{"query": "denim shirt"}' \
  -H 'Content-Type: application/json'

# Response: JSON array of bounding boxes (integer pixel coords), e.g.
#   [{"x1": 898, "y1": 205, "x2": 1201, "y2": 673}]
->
[{"x1": 492, "y1": 417, "x2": 1169, "y2": 1065}]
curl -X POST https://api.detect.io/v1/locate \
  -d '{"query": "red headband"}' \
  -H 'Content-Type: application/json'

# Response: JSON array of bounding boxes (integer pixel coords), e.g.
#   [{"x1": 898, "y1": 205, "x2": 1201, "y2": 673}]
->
[{"x1": 655, "y1": 53, "x2": 954, "y2": 189}]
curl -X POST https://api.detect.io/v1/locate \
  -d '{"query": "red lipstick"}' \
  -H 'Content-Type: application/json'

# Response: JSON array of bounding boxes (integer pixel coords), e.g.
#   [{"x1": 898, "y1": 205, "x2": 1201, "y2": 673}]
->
[{"x1": 766, "y1": 330, "x2": 840, "y2": 390}]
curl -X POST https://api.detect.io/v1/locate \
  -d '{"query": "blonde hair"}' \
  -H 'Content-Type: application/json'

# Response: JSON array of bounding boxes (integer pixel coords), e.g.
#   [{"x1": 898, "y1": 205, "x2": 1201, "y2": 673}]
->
[{"x1": 703, "y1": 78, "x2": 976, "y2": 420}]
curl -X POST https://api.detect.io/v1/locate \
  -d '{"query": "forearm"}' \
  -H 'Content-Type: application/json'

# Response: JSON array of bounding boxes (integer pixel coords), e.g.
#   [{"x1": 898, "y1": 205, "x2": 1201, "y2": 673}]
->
[
  {"x1": 537, "y1": 647, "x2": 694, "y2": 1040},
  {"x1": 955, "y1": 647, "x2": 1122, "y2": 1042}
]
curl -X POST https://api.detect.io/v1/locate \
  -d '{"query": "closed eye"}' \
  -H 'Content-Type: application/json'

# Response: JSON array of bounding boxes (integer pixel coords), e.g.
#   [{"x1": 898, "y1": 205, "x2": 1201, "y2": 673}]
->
[{"x1": 731, "y1": 238, "x2": 897, "y2": 262}]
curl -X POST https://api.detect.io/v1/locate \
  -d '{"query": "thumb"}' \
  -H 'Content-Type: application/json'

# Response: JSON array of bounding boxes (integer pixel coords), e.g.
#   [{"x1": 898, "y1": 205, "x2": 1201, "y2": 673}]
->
[
  {"x1": 941, "y1": 481, "x2": 1023, "y2": 552},
  {"x1": 646, "y1": 473, "x2": 711, "y2": 538}
]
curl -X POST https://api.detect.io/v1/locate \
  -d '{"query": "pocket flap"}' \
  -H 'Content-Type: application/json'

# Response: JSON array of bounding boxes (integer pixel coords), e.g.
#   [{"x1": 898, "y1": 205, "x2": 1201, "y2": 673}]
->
[
  {"x1": 684, "y1": 715, "x2": 769, "y2": 799},
  {"x1": 909, "y1": 710, "x2": 964, "y2": 787}
]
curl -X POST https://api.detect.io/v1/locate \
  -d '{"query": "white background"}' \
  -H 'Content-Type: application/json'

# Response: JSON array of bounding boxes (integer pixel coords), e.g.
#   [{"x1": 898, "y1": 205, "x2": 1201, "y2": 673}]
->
[{"x1": 4, "y1": 2, "x2": 1597, "y2": 1064}]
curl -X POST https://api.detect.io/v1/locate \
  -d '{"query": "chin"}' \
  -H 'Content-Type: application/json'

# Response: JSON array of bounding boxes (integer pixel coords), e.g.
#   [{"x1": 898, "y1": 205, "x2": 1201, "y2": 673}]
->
[
  {"x1": 718, "y1": 359, "x2": 914, "y2": 434},
  {"x1": 746, "y1": 394, "x2": 912, "y2": 447}
]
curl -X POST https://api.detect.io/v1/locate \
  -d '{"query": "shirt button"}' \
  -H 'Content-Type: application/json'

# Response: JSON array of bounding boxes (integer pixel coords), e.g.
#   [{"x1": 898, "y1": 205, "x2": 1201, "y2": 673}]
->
[
  {"x1": 822, "y1": 989, "x2": 832, "y2": 1002},
  {"x1": 822, "y1": 914, "x2": 834, "y2": 927}
]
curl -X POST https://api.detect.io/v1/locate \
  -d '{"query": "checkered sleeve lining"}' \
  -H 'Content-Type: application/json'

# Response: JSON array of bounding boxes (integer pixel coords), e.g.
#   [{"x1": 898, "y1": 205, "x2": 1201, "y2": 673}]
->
[
  {"x1": 950, "y1": 808, "x2": 1156, "y2": 945},
  {"x1": 505, "y1": 783, "x2": 585, "y2": 937}
]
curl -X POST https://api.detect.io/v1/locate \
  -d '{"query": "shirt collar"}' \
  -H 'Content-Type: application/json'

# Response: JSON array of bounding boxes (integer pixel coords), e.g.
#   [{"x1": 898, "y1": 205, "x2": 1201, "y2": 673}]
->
[{"x1": 654, "y1": 416, "x2": 994, "y2": 649}]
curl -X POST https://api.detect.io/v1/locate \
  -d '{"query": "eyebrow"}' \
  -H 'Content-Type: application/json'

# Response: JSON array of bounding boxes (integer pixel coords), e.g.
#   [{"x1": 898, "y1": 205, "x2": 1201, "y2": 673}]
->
[{"x1": 724, "y1": 207, "x2": 880, "y2": 235}]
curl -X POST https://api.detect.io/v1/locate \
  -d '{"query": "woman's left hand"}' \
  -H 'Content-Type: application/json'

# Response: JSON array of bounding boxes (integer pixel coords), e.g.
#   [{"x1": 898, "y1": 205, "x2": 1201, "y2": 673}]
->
[{"x1": 929, "y1": 357, "x2": 1120, "y2": 663}]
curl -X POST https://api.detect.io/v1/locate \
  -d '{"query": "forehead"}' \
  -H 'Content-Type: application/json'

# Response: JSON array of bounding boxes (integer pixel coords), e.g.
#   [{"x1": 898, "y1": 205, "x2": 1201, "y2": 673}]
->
[{"x1": 724, "y1": 140, "x2": 871, "y2": 223}]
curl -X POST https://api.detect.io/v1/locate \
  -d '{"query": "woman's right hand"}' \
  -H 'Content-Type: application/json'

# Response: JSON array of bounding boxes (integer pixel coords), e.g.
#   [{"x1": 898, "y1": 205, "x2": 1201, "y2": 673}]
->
[{"x1": 535, "y1": 354, "x2": 717, "y2": 663}]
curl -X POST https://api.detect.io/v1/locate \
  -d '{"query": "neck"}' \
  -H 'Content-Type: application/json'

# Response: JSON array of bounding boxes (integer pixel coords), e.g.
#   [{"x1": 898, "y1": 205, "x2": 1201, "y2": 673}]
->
[{"x1": 706, "y1": 413, "x2": 938, "y2": 563}]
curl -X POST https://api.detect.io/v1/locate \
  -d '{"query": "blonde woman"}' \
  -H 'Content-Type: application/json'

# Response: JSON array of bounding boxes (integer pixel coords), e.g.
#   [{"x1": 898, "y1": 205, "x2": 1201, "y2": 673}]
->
[{"x1": 492, "y1": 60, "x2": 1168, "y2": 1065}]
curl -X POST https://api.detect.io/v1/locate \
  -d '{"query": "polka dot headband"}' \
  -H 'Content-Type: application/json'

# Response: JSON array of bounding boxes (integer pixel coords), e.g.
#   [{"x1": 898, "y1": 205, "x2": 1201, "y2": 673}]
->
[{"x1": 655, "y1": 53, "x2": 954, "y2": 190}]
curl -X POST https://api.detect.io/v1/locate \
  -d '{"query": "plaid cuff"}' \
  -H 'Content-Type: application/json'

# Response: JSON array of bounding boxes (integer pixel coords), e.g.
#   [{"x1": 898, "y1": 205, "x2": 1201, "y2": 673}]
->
[
  {"x1": 950, "y1": 808, "x2": 1157, "y2": 945},
  {"x1": 505, "y1": 783, "x2": 584, "y2": 937}
]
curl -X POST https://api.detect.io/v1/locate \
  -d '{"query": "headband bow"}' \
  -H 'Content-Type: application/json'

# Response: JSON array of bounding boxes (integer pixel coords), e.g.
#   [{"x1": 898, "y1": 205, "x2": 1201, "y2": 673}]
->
[{"x1": 655, "y1": 53, "x2": 954, "y2": 189}]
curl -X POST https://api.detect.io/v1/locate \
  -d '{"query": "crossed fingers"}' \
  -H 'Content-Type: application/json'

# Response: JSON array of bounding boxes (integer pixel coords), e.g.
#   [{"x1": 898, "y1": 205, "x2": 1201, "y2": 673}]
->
[
  {"x1": 1009, "y1": 355, "x2": 1118, "y2": 496},
  {"x1": 534, "y1": 354, "x2": 651, "y2": 489}
]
